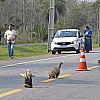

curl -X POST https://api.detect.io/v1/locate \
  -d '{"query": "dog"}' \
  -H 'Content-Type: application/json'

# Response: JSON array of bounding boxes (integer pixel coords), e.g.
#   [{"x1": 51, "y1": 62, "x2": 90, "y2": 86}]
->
[
  {"x1": 48, "y1": 62, "x2": 63, "y2": 79},
  {"x1": 20, "y1": 69, "x2": 33, "y2": 88}
]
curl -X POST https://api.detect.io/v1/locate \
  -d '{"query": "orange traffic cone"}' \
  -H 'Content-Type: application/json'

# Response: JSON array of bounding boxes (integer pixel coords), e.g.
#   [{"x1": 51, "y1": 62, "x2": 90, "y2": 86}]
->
[{"x1": 76, "y1": 47, "x2": 89, "y2": 71}]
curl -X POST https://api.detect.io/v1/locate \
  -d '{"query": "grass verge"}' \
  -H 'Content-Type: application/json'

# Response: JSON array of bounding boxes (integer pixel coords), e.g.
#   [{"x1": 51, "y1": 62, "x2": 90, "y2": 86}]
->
[
  {"x1": 0, "y1": 42, "x2": 100, "y2": 61},
  {"x1": 0, "y1": 43, "x2": 48, "y2": 61}
]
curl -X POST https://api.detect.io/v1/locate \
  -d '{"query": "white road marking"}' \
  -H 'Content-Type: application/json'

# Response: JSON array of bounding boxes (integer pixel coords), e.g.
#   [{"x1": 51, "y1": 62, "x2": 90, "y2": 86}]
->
[
  {"x1": 0, "y1": 55, "x2": 74, "y2": 68},
  {"x1": 88, "y1": 66, "x2": 99, "y2": 70}
]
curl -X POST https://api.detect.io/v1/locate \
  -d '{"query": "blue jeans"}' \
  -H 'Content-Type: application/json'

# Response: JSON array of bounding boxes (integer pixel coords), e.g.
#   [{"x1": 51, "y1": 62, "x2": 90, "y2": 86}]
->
[
  {"x1": 85, "y1": 37, "x2": 92, "y2": 52},
  {"x1": 7, "y1": 42, "x2": 14, "y2": 57}
]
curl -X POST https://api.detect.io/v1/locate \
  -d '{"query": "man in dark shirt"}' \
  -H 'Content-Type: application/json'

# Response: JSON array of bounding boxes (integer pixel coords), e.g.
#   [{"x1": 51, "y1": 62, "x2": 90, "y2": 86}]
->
[{"x1": 84, "y1": 26, "x2": 92, "y2": 53}]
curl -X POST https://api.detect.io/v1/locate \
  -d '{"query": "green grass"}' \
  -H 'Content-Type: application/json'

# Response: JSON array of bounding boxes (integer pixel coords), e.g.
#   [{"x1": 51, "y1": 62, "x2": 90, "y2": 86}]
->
[
  {"x1": 92, "y1": 42, "x2": 100, "y2": 48},
  {"x1": 0, "y1": 43, "x2": 49, "y2": 61},
  {"x1": 0, "y1": 42, "x2": 100, "y2": 61}
]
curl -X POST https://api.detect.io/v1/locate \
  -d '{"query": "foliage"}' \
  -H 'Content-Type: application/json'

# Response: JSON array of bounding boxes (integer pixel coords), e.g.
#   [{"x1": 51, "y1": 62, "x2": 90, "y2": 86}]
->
[
  {"x1": 92, "y1": 0, "x2": 100, "y2": 9},
  {"x1": 55, "y1": 0, "x2": 65, "y2": 15},
  {"x1": 0, "y1": 0, "x2": 100, "y2": 44}
]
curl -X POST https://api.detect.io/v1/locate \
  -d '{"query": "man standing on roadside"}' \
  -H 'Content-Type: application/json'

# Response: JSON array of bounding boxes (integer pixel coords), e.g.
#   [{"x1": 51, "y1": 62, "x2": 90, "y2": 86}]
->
[
  {"x1": 4, "y1": 24, "x2": 17, "y2": 59},
  {"x1": 84, "y1": 26, "x2": 92, "y2": 53}
]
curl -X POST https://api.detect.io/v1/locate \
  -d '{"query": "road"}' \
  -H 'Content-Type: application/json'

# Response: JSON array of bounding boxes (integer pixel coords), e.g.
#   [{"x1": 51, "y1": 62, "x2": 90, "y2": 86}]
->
[{"x1": 0, "y1": 48, "x2": 100, "y2": 100}]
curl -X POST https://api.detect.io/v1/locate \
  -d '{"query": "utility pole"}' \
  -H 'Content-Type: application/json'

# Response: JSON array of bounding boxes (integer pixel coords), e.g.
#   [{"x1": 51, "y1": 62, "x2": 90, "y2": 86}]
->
[
  {"x1": 99, "y1": 8, "x2": 100, "y2": 46},
  {"x1": 22, "y1": 0, "x2": 25, "y2": 31},
  {"x1": 48, "y1": 0, "x2": 55, "y2": 52}
]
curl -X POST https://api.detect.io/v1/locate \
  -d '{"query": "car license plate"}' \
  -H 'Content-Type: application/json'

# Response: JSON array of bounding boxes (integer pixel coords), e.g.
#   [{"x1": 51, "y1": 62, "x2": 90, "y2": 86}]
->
[{"x1": 61, "y1": 45, "x2": 67, "y2": 47}]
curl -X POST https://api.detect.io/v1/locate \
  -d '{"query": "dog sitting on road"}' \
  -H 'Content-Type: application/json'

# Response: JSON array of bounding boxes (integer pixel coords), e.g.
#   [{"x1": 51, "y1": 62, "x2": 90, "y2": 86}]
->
[
  {"x1": 48, "y1": 62, "x2": 63, "y2": 79},
  {"x1": 20, "y1": 69, "x2": 33, "y2": 88}
]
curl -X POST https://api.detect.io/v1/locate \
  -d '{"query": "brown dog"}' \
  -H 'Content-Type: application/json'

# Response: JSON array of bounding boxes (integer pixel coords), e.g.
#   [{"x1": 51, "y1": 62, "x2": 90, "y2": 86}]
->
[
  {"x1": 48, "y1": 62, "x2": 63, "y2": 79},
  {"x1": 20, "y1": 69, "x2": 33, "y2": 88}
]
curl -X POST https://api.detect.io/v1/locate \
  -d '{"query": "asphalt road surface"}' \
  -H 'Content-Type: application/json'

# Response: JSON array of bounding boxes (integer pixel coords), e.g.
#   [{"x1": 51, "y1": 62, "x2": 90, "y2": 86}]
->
[{"x1": 0, "y1": 48, "x2": 100, "y2": 100}]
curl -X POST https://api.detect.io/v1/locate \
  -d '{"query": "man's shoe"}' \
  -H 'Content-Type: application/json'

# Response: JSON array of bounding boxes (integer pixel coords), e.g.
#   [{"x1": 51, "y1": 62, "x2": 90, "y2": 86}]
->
[
  {"x1": 10, "y1": 56, "x2": 13, "y2": 59},
  {"x1": 86, "y1": 51, "x2": 89, "y2": 53}
]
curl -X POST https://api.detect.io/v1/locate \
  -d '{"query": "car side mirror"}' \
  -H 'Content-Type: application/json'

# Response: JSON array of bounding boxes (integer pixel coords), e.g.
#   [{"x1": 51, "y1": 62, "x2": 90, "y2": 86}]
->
[
  {"x1": 51, "y1": 32, "x2": 56, "y2": 39},
  {"x1": 80, "y1": 35, "x2": 83, "y2": 38},
  {"x1": 51, "y1": 36, "x2": 54, "y2": 39}
]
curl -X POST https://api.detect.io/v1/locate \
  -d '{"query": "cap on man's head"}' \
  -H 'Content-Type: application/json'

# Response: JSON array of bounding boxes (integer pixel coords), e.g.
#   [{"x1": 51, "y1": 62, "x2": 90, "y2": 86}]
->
[{"x1": 86, "y1": 26, "x2": 89, "y2": 29}]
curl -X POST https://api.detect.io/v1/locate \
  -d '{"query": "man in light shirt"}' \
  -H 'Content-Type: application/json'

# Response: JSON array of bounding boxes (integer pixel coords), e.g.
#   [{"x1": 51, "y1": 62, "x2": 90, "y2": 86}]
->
[{"x1": 4, "y1": 24, "x2": 17, "y2": 59}]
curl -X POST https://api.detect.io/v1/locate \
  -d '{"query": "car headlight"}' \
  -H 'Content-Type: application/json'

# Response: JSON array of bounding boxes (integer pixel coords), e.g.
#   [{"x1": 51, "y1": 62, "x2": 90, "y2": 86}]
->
[
  {"x1": 74, "y1": 40, "x2": 77, "y2": 43},
  {"x1": 71, "y1": 40, "x2": 77, "y2": 44},
  {"x1": 52, "y1": 41, "x2": 57, "y2": 44},
  {"x1": 71, "y1": 41, "x2": 74, "y2": 44}
]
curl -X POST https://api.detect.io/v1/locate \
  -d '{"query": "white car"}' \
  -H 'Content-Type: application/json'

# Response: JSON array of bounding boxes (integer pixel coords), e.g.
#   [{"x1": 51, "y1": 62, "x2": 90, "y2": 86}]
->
[{"x1": 51, "y1": 29, "x2": 84, "y2": 54}]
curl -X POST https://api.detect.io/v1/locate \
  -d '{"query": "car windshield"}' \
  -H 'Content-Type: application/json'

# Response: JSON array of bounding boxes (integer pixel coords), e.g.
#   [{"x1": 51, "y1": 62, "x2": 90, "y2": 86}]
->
[{"x1": 54, "y1": 31, "x2": 77, "y2": 38}]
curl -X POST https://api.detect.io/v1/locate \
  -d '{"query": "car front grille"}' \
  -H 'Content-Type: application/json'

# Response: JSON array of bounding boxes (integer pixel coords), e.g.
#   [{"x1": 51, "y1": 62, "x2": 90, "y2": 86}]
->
[{"x1": 57, "y1": 42, "x2": 72, "y2": 45}]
